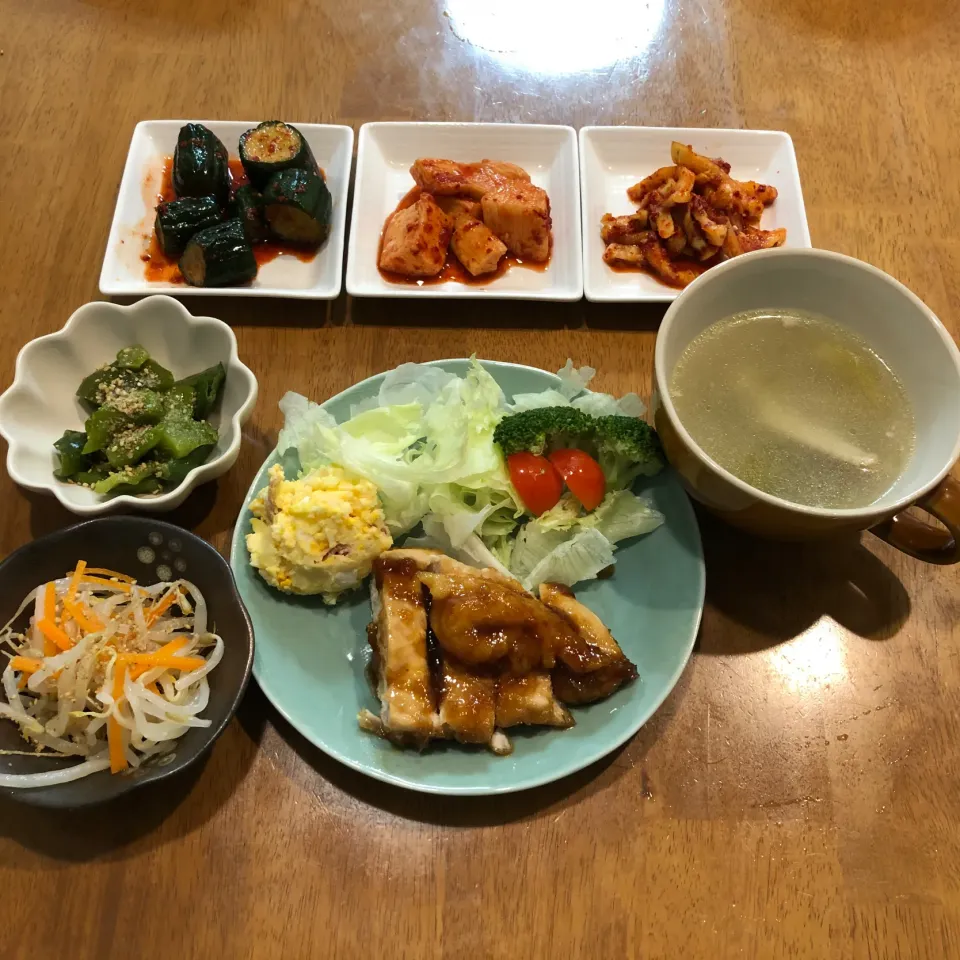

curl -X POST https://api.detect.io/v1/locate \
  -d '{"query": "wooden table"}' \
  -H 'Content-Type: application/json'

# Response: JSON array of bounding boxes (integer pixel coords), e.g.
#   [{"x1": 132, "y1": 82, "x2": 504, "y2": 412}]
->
[{"x1": 2, "y1": 1, "x2": 958, "y2": 956}]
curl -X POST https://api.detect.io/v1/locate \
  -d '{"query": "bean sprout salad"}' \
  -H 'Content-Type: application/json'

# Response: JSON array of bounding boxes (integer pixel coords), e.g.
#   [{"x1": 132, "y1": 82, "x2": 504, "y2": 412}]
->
[{"x1": 0, "y1": 562, "x2": 222, "y2": 788}]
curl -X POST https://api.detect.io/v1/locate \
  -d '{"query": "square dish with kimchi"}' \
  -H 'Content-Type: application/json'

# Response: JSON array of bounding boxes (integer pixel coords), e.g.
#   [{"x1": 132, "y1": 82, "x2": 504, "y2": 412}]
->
[
  {"x1": 579, "y1": 126, "x2": 811, "y2": 303},
  {"x1": 346, "y1": 123, "x2": 583, "y2": 300},
  {"x1": 99, "y1": 120, "x2": 353, "y2": 300}
]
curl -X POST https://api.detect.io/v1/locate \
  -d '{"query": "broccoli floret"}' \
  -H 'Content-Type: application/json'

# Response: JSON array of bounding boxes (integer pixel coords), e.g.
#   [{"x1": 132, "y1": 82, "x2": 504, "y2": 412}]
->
[
  {"x1": 593, "y1": 415, "x2": 664, "y2": 490},
  {"x1": 493, "y1": 407, "x2": 595, "y2": 457}
]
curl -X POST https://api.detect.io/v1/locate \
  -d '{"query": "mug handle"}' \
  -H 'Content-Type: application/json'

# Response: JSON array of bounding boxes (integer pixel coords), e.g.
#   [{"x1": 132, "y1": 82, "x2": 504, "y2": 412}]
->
[{"x1": 870, "y1": 474, "x2": 960, "y2": 564}]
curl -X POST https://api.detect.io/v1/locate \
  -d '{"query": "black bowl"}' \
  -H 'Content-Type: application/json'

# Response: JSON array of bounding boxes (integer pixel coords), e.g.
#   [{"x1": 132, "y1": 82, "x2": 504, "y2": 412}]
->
[{"x1": 0, "y1": 517, "x2": 254, "y2": 808}]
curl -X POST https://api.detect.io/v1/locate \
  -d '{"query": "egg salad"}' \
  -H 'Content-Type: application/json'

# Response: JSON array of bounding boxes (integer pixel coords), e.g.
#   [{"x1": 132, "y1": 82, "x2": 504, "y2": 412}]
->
[{"x1": 246, "y1": 464, "x2": 393, "y2": 602}]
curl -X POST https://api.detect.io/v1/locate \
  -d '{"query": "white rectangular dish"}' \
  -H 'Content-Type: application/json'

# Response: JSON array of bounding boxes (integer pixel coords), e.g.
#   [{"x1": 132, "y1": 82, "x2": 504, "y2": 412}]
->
[
  {"x1": 345, "y1": 122, "x2": 582, "y2": 300},
  {"x1": 579, "y1": 126, "x2": 811, "y2": 303},
  {"x1": 99, "y1": 120, "x2": 354, "y2": 299}
]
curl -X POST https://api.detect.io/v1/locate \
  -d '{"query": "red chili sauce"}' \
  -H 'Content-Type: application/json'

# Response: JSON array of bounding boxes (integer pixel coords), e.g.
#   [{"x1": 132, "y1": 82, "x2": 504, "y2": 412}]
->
[
  {"x1": 141, "y1": 156, "x2": 322, "y2": 283},
  {"x1": 377, "y1": 186, "x2": 551, "y2": 287}
]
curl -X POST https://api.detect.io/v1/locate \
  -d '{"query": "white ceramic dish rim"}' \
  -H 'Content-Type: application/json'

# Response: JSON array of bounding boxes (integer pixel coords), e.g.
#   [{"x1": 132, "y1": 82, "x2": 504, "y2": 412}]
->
[
  {"x1": 230, "y1": 358, "x2": 706, "y2": 795},
  {"x1": 98, "y1": 120, "x2": 354, "y2": 300},
  {"x1": 346, "y1": 121, "x2": 583, "y2": 301},
  {"x1": 0, "y1": 295, "x2": 259, "y2": 515},
  {"x1": 579, "y1": 124, "x2": 812, "y2": 302},
  {"x1": 654, "y1": 247, "x2": 960, "y2": 520}
]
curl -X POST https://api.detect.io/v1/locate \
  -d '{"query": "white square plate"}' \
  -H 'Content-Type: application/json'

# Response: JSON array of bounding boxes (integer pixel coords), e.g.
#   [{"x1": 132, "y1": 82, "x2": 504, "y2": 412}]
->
[
  {"x1": 99, "y1": 120, "x2": 354, "y2": 299},
  {"x1": 579, "y1": 126, "x2": 811, "y2": 303},
  {"x1": 346, "y1": 123, "x2": 582, "y2": 300}
]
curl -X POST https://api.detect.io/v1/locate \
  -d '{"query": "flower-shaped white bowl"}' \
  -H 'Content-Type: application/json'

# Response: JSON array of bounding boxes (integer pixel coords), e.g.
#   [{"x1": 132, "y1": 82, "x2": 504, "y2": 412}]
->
[{"x1": 0, "y1": 296, "x2": 257, "y2": 515}]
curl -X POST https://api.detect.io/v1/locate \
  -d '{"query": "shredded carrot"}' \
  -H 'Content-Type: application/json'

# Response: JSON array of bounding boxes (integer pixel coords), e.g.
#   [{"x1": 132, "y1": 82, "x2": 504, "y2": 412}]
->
[
  {"x1": 81, "y1": 575, "x2": 132, "y2": 593},
  {"x1": 37, "y1": 619, "x2": 72, "y2": 651},
  {"x1": 108, "y1": 663, "x2": 128, "y2": 774},
  {"x1": 62, "y1": 598, "x2": 103, "y2": 634},
  {"x1": 83, "y1": 567, "x2": 135, "y2": 583},
  {"x1": 9, "y1": 656, "x2": 42, "y2": 673},
  {"x1": 118, "y1": 653, "x2": 205, "y2": 672},
  {"x1": 145, "y1": 681, "x2": 161, "y2": 696},
  {"x1": 145, "y1": 589, "x2": 180, "y2": 626},
  {"x1": 66, "y1": 561, "x2": 87, "y2": 604},
  {"x1": 41, "y1": 634, "x2": 57, "y2": 657},
  {"x1": 126, "y1": 639, "x2": 187, "y2": 681},
  {"x1": 17, "y1": 674, "x2": 27, "y2": 690},
  {"x1": 154, "y1": 636, "x2": 187, "y2": 658},
  {"x1": 43, "y1": 582, "x2": 57, "y2": 624}
]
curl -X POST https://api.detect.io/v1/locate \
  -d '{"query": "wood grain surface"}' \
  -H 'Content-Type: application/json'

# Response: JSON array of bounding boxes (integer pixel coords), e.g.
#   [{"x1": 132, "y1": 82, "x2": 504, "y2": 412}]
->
[{"x1": 1, "y1": 0, "x2": 959, "y2": 957}]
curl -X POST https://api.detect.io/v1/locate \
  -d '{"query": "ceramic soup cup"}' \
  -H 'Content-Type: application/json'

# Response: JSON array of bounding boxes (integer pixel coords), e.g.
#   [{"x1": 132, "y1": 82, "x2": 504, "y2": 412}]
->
[{"x1": 652, "y1": 248, "x2": 960, "y2": 563}]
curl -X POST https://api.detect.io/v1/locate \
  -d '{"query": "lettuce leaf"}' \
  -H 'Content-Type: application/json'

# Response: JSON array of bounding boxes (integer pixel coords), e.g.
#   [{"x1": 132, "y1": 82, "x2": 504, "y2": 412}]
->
[
  {"x1": 579, "y1": 489, "x2": 664, "y2": 541},
  {"x1": 276, "y1": 359, "x2": 522, "y2": 536},
  {"x1": 507, "y1": 489, "x2": 663, "y2": 589},
  {"x1": 514, "y1": 527, "x2": 616, "y2": 591},
  {"x1": 506, "y1": 359, "x2": 646, "y2": 418},
  {"x1": 405, "y1": 515, "x2": 515, "y2": 579}
]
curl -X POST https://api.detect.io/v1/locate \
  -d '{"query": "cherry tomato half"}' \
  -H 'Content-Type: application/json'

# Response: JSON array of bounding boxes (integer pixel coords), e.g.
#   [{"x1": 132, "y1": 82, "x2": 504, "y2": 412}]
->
[
  {"x1": 507, "y1": 451, "x2": 564, "y2": 516},
  {"x1": 548, "y1": 449, "x2": 606, "y2": 511}
]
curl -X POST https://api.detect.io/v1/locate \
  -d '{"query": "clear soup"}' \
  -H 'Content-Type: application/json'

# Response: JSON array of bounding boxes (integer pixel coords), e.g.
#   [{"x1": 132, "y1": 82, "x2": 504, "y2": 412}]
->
[{"x1": 669, "y1": 309, "x2": 916, "y2": 509}]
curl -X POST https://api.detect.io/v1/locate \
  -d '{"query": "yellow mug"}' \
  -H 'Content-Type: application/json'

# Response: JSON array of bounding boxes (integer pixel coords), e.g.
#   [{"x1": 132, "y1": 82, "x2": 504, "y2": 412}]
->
[{"x1": 652, "y1": 248, "x2": 960, "y2": 564}]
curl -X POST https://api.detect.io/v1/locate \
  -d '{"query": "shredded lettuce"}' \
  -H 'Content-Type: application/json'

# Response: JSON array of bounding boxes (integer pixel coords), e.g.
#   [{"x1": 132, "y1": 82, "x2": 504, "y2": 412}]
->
[
  {"x1": 556, "y1": 359, "x2": 597, "y2": 399},
  {"x1": 512, "y1": 527, "x2": 616, "y2": 591},
  {"x1": 277, "y1": 359, "x2": 522, "y2": 536},
  {"x1": 582, "y1": 490, "x2": 664, "y2": 540},
  {"x1": 405, "y1": 515, "x2": 515, "y2": 579},
  {"x1": 506, "y1": 359, "x2": 646, "y2": 418},
  {"x1": 537, "y1": 490, "x2": 664, "y2": 541},
  {"x1": 507, "y1": 489, "x2": 664, "y2": 588}
]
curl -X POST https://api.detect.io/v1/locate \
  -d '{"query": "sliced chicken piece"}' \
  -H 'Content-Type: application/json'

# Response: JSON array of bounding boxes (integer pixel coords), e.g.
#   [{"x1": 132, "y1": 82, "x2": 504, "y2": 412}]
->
[
  {"x1": 434, "y1": 196, "x2": 483, "y2": 221},
  {"x1": 480, "y1": 181, "x2": 552, "y2": 262},
  {"x1": 436, "y1": 654, "x2": 497, "y2": 744},
  {"x1": 379, "y1": 193, "x2": 451, "y2": 277},
  {"x1": 378, "y1": 547, "x2": 445, "y2": 566},
  {"x1": 552, "y1": 660, "x2": 638, "y2": 705},
  {"x1": 496, "y1": 672, "x2": 573, "y2": 728},
  {"x1": 420, "y1": 572, "x2": 577, "y2": 671},
  {"x1": 377, "y1": 549, "x2": 525, "y2": 593},
  {"x1": 410, "y1": 158, "x2": 531, "y2": 200},
  {"x1": 603, "y1": 243, "x2": 646, "y2": 267},
  {"x1": 538, "y1": 582, "x2": 637, "y2": 679},
  {"x1": 600, "y1": 211, "x2": 650, "y2": 245},
  {"x1": 366, "y1": 554, "x2": 439, "y2": 739},
  {"x1": 422, "y1": 554, "x2": 527, "y2": 593},
  {"x1": 450, "y1": 217, "x2": 507, "y2": 276}
]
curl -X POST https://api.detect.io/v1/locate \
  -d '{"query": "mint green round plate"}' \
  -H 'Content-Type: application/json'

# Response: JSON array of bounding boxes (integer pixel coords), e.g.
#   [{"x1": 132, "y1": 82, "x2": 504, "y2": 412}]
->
[{"x1": 229, "y1": 360, "x2": 704, "y2": 795}]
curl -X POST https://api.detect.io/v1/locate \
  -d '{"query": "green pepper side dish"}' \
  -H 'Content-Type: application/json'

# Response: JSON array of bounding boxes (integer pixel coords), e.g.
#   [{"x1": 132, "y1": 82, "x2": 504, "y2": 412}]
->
[{"x1": 54, "y1": 347, "x2": 226, "y2": 498}]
